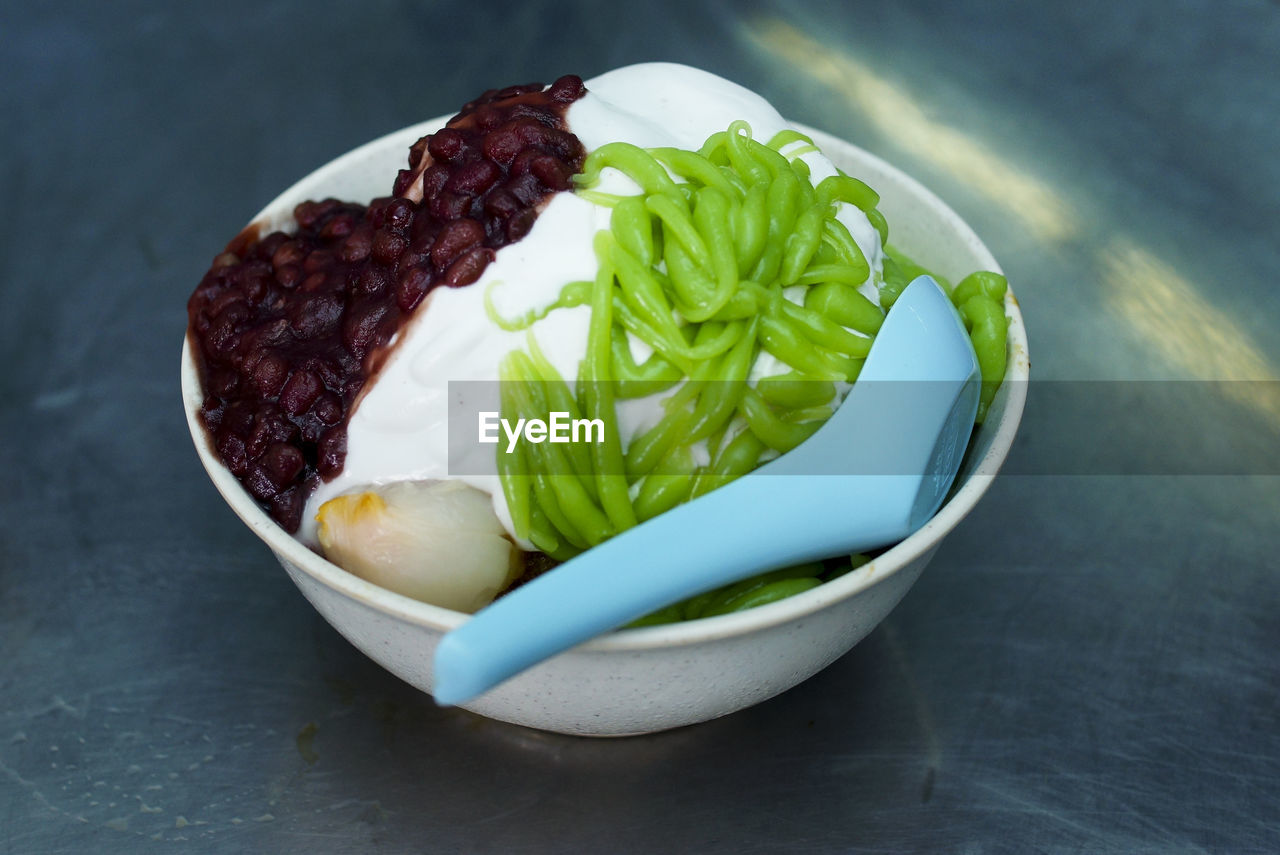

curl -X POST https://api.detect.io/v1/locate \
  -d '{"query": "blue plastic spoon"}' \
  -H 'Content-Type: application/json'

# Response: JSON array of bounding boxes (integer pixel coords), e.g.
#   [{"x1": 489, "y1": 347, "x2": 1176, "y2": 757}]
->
[{"x1": 433, "y1": 276, "x2": 980, "y2": 706}]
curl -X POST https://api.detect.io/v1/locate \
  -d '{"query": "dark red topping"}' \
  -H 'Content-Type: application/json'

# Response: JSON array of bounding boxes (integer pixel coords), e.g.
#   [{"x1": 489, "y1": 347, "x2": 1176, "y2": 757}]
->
[{"x1": 188, "y1": 75, "x2": 587, "y2": 531}]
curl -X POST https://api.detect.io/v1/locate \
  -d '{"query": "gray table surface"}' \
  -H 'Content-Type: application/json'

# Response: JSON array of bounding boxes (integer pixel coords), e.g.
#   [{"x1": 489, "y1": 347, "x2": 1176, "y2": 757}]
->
[{"x1": 3, "y1": 1, "x2": 1278, "y2": 852}]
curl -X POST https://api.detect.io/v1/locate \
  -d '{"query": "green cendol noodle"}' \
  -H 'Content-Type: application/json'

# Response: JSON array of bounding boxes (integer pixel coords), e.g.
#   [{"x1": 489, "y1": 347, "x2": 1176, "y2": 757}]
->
[{"x1": 484, "y1": 122, "x2": 1009, "y2": 623}]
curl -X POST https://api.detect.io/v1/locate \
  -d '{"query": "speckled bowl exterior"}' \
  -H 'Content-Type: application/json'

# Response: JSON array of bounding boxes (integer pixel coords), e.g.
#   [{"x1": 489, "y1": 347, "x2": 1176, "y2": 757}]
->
[{"x1": 182, "y1": 119, "x2": 1029, "y2": 737}]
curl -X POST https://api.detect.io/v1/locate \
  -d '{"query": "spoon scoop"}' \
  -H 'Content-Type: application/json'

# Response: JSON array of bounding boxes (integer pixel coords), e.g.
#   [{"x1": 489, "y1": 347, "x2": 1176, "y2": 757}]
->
[{"x1": 433, "y1": 275, "x2": 980, "y2": 706}]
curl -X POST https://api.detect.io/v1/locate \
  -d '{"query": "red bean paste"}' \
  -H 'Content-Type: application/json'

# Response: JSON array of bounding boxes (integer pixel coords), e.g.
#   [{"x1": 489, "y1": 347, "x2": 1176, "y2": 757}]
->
[{"x1": 187, "y1": 76, "x2": 587, "y2": 531}]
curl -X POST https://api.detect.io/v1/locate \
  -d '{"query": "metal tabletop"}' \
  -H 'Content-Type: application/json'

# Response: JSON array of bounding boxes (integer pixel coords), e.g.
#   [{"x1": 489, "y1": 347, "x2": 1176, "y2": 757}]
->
[{"x1": 3, "y1": 1, "x2": 1277, "y2": 852}]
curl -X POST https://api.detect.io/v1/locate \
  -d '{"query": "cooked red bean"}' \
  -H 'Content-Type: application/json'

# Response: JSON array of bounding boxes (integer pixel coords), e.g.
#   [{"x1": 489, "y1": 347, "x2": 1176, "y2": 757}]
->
[
  {"x1": 319, "y1": 212, "x2": 356, "y2": 241},
  {"x1": 421, "y1": 163, "x2": 451, "y2": 200},
  {"x1": 430, "y1": 218, "x2": 485, "y2": 268},
  {"x1": 342, "y1": 301, "x2": 391, "y2": 358},
  {"x1": 443, "y1": 246, "x2": 495, "y2": 288},
  {"x1": 356, "y1": 265, "x2": 391, "y2": 297},
  {"x1": 482, "y1": 127, "x2": 523, "y2": 165},
  {"x1": 471, "y1": 104, "x2": 502, "y2": 132},
  {"x1": 261, "y1": 442, "x2": 306, "y2": 488},
  {"x1": 530, "y1": 154, "x2": 573, "y2": 190},
  {"x1": 505, "y1": 208, "x2": 538, "y2": 243},
  {"x1": 427, "y1": 128, "x2": 468, "y2": 161},
  {"x1": 312, "y1": 392, "x2": 342, "y2": 425},
  {"x1": 427, "y1": 191, "x2": 469, "y2": 222},
  {"x1": 371, "y1": 229, "x2": 407, "y2": 266},
  {"x1": 188, "y1": 76, "x2": 587, "y2": 530},
  {"x1": 302, "y1": 248, "x2": 334, "y2": 273},
  {"x1": 286, "y1": 292, "x2": 340, "y2": 338},
  {"x1": 447, "y1": 159, "x2": 501, "y2": 196},
  {"x1": 279, "y1": 369, "x2": 323, "y2": 416},
  {"x1": 216, "y1": 431, "x2": 249, "y2": 476},
  {"x1": 339, "y1": 225, "x2": 373, "y2": 263},
  {"x1": 383, "y1": 197, "x2": 415, "y2": 232},
  {"x1": 272, "y1": 239, "x2": 305, "y2": 269},
  {"x1": 483, "y1": 189, "x2": 520, "y2": 220},
  {"x1": 396, "y1": 266, "x2": 433, "y2": 313},
  {"x1": 270, "y1": 486, "x2": 306, "y2": 532},
  {"x1": 548, "y1": 75, "x2": 586, "y2": 103},
  {"x1": 317, "y1": 427, "x2": 346, "y2": 478},
  {"x1": 250, "y1": 353, "x2": 289, "y2": 397},
  {"x1": 274, "y1": 263, "x2": 302, "y2": 288},
  {"x1": 504, "y1": 172, "x2": 546, "y2": 206}
]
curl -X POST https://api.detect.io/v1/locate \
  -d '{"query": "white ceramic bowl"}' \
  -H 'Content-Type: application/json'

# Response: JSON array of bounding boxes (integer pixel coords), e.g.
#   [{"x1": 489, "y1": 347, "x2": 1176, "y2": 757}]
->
[{"x1": 182, "y1": 118, "x2": 1029, "y2": 737}]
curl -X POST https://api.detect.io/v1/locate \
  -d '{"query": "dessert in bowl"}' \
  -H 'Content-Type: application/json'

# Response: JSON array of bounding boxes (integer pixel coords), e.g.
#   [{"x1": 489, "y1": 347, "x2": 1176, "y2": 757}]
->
[{"x1": 182, "y1": 63, "x2": 1028, "y2": 736}]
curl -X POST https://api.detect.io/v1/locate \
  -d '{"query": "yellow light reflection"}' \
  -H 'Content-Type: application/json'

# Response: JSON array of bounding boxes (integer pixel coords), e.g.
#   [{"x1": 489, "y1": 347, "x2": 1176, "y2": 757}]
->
[
  {"x1": 749, "y1": 17, "x2": 1279, "y2": 428},
  {"x1": 747, "y1": 19, "x2": 1078, "y2": 243},
  {"x1": 1101, "y1": 237, "x2": 1280, "y2": 423}
]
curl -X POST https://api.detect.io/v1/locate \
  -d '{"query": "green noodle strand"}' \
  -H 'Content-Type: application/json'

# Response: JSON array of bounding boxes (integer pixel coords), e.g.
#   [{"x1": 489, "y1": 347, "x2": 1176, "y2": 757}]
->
[
  {"x1": 779, "y1": 205, "x2": 825, "y2": 286},
  {"x1": 950, "y1": 270, "x2": 1008, "y2": 307},
  {"x1": 732, "y1": 183, "x2": 769, "y2": 272},
  {"x1": 609, "y1": 329, "x2": 683, "y2": 397},
  {"x1": 740, "y1": 387, "x2": 824, "y2": 452},
  {"x1": 685, "y1": 320, "x2": 758, "y2": 442},
  {"x1": 692, "y1": 187, "x2": 739, "y2": 306},
  {"x1": 496, "y1": 119, "x2": 1010, "y2": 618},
  {"x1": 610, "y1": 196, "x2": 656, "y2": 266},
  {"x1": 649, "y1": 147, "x2": 742, "y2": 200},
  {"x1": 576, "y1": 142, "x2": 679, "y2": 196},
  {"x1": 496, "y1": 353, "x2": 533, "y2": 539},
  {"x1": 633, "y1": 447, "x2": 697, "y2": 522},
  {"x1": 583, "y1": 250, "x2": 638, "y2": 533},
  {"x1": 523, "y1": 338, "x2": 597, "y2": 493},
  {"x1": 707, "y1": 428, "x2": 767, "y2": 480},
  {"x1": 759, "y1": 313, "x2": 857, "y2": 381},
  {"x1": 958, "y1": 294, "x2": 1008, "y2": 423},
  {"x1": 766, "y1": 129, "x2": 820, "y2": 158},
  {"x1": 485, "y1": 278, "x2": 592, "y2": 331},
  {"x1": 757, "y1": 373, "x2": 836, "y2": 409},
  {"x1": 803, "y1": 280, "x2": 884, "y2": 334},
  {"x1": 704, "y1": 577, "x2": 824, "y2": 617},
  {"x1": 778, "y1": 297, "x2": 874, "y2": 359},
  {"x1": 531, "y1": 469, "x2": 586, "y2": 549},
  {"x1": 816, "y1": 174, "x2": 880, "y2": 214},
  {"x1": 724, "y1": 120, "x2": 771, "y2": 185},
  {"x1": 645, "y1": 192, "x2": 710, "y2": 263},
  {"x1": 866, "y1": 208, "x2": 889, "y2": 247}
]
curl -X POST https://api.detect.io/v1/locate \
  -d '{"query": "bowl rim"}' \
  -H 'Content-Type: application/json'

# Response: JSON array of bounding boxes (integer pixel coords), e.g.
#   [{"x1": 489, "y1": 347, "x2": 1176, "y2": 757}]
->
[{"x1": 181, "y1": 118, "x2": 1029, "y2": 652}]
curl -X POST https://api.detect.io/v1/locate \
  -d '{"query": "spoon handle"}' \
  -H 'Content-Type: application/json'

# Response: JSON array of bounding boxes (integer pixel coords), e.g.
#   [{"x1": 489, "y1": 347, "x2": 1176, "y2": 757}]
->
[
  {"x1": 431, "y1": 471, "x2": 916, "y2": 706},
  {"x1": 432, "y1": 277, "x2": 978, "y2": 707}
]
